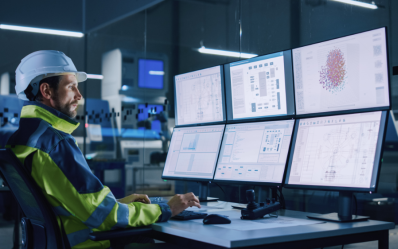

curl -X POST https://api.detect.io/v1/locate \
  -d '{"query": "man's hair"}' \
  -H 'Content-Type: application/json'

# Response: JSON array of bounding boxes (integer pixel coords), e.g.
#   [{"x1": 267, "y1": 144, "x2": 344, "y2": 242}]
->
[{"x1": 25, "y1": 76, "x2": 61, "y2": 101}]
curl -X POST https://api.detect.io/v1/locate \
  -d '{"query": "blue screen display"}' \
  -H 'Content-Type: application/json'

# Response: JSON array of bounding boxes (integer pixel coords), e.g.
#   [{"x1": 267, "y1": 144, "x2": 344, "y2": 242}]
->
[
  {"x1": 138, "y1": 59, "x2": 164, "y2": 89},
  {"x1": 138, "y1": 104, "x2": 164, "y2": 132}
]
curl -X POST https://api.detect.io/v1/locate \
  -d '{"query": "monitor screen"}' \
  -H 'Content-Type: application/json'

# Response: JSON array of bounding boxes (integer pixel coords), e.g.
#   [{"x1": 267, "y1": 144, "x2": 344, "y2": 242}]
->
[
  {"x1": 285, "y1": 111, "x2": 387, "y2": 191},
  {"x1": 293, "y1": 28, "x2": 390, "y2": 116},
  {"x1": 162, "y1": 124, "x2": 225, "y2": 180},
  {"x1": 214, "y1": 120, "x2": 295, "y2": 185},
  {"x1": 224, "y1": 50, "x2": 295, "y2": 122},
  {"x1": 174, "y1": 66, "x2": 225, "y2": 126},
  {"x1": 138, "y1": 59, "x2": 164, "y2": 89},
  {"x1": 137, "y1": 104, "x2": 164, "y2": 132}
]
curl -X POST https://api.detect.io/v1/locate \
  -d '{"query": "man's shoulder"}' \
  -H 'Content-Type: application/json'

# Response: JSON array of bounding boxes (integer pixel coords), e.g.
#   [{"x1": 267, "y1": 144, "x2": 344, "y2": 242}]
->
[{"x1": 7, "y1": 118, "x2": 73, "y2": 154}]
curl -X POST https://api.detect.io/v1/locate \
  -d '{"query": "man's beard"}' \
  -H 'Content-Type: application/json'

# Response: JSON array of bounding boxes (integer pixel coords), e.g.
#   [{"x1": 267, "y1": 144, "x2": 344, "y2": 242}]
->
[{"x1": 52, "y1": 94, "x2": 78, "y2": 119}]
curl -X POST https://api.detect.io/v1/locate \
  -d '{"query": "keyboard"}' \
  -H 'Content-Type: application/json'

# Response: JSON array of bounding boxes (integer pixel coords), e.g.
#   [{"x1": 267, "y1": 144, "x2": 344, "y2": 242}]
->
[{"x1": 171, "y1": 210, "x2": 208, "y2": 220}]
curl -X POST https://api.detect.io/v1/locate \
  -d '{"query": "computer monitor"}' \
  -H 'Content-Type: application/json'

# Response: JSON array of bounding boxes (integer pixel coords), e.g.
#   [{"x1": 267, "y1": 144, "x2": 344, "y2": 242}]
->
[
  {"x1": 284, "y1": 111, "x2": 388, "y2": 222},
  {"x1": 162, "y1": 124, "x2": 225, "y2": 200},
  {"x1": 138, "y1": 59, "x2": 164, "y2": 89},
  {"x1": 293, "y1": 27, "x2": 390, "y2": 117},
  {"x1": 163, "y1": 124, "x2": 225, "y2": 180},
  {"x1": 224, "y1": 50, "x2": 295, "y2": 122},
  {"x1": 174, "y1": 66, "x2": 226, "y2": 126},
  {"x1": 213, "y1": 119, "x2": 295, "y2": 186}
]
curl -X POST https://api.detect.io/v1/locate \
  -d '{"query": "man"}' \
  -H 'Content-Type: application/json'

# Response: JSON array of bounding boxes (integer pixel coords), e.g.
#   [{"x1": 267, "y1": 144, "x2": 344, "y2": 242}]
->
[{"x1": 7, "y1": 50, "x2": 200, "y2": 248}]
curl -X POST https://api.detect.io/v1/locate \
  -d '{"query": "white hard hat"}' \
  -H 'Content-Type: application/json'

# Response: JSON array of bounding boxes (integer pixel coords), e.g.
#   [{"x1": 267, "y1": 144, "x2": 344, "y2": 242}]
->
[{"x1": 15, "y1": 50, "x2": 87, "y2": 100}]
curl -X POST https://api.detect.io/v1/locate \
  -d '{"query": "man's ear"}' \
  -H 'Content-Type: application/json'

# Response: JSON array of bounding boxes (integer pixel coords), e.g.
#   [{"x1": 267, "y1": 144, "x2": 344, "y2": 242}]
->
[{"x1": 39, "y1": 82, "x2": 53, "y2": 100}]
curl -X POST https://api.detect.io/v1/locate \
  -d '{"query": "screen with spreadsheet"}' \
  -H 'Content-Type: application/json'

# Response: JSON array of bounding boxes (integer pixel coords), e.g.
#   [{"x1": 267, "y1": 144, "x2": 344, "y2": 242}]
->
[
  {"x1": 285, "y1": 111, "x2": 387, "y2": 191},
  {"x1": 163, "y1": 124, "x2": 225, "y2": 180},
  {"x1": 214, "y1": 120, "x2": 295, "y2": 184},
  {"x1": 224, "y1": 50, "x2": 295, "y2": 122},
  {"x1": 293, "y1": 28, "x2": 390, "y2": 116},
  {"x1": 174, "y1": 66, "x2": 225, "y2": 126}
]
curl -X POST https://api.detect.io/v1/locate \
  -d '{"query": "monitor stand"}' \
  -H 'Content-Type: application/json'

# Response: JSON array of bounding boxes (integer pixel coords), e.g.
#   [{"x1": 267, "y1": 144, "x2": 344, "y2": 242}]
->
[
  {"x1": 307, "y1": 191, "x2": 369, "y2": 222},
  {"x1": 198, "y1": 182, "x2": 219, "y2": 202}
]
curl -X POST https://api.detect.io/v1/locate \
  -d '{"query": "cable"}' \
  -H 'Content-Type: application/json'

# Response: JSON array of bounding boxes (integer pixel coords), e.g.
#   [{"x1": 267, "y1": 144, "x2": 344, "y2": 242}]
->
[
  {"x1": 277, "y1": 188, "x2": 286, "y2": 209},
  {"x1": 353, "y1": 193, "x2": 358, "y2": 216},
  {"x1": 213, "y1": 182, "x2": 226, "y2": 201}
]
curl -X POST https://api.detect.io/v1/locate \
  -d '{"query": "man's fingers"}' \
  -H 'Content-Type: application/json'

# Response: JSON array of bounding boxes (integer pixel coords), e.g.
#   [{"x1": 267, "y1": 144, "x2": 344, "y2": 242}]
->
[
  {"x1": 190, "y1": 201, "x2": 201, "y2": 209},
  {"x1": 191, "y1": 195, "x2": 200, "y2": 204},
  {"x1": 136, "y1": 194, "x2": 150, "y2": 204}
]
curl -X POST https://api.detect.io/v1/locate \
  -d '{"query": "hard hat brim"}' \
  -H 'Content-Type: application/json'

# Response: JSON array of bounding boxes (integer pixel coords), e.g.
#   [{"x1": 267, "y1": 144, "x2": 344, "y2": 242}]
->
[{"x1": 76, "y1": 72, "x2": 87, "y2": 82}]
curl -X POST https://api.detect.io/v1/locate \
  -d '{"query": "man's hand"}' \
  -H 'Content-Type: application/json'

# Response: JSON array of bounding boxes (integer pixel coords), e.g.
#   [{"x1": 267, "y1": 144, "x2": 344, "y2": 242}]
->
[
  {"x1": 118, "y1": 194, "x2": 151, "y2": 204},
  {"x1": 167, "y1": 192, "x2": 201, "y2": 217}
]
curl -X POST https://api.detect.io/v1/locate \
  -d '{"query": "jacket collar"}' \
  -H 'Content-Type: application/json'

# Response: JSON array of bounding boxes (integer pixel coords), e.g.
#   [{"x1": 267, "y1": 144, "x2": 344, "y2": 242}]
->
[{"x1": 20, "y1": 101, "x2": 79, "y2": 134}]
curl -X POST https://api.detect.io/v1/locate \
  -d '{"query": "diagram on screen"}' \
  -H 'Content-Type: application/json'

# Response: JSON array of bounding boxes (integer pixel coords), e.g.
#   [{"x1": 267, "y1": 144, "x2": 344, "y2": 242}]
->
[
  {"x1": 300, "y1": 121, "x2": 379, "y2": 186},
  {"x1": 319, "y1": 47, "x2": 347, "y2": 94},
  {"x1": 260, "y1": 129, "x2": 285, "y2": 153},
  {"x1": 177, "y1": 73, "x2": 223, "y2": 124}
]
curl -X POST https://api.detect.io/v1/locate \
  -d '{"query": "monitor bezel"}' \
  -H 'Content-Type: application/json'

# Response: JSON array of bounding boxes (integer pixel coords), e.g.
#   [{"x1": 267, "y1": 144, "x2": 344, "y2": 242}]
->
[
  {"x1": 213, "y1": 119, "x2": 297, "y2": 187},
  {"x1": 292, "y1": 27, "x2": 391, "y2": 118},
  {"x1": 224, "y1": 50, "x2": 296, "y2": 124},
  {"x1": 161, "y1": 124, "x2": 226, "y2": 182},
  {"x1": 174, "y1": 65, "x2": 227, "y2": 128},
  {"x1": 284, "y1": 111, "x2": 388, "y2": 193}
]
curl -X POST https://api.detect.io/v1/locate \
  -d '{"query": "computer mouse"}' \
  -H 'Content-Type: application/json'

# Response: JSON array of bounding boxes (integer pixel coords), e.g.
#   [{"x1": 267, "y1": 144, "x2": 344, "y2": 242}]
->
[{"x1": 203, "y1": 214, "x2": 231, "y2": 225}]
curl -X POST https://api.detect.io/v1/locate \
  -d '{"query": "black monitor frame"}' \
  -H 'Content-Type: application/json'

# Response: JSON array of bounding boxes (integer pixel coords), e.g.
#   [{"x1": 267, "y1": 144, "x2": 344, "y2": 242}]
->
[
  {"x1": 292, "y1": 27, "x2": 391, "y2": 119},
  {"x1": 174, "y1": 65, "x2": 227, "y2": 128},
  {"x1": 213, "y1": 119, "x2": 297, "y2": 187},
  {"x1": 284, "y1": 110, "x2": 388, "y2": 193},
  {"x1": 161, "y1": 124, "x2": 226, "y2": 182},
  {"x1": 224, "y1": 50, "x2": 296, "y2": 124}
]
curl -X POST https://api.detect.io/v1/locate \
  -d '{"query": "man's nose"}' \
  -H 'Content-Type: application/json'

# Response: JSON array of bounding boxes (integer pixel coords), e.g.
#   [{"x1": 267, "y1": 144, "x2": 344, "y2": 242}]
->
[{"x1": 75, "y1": 88, "x2": 82, "y2": 100}]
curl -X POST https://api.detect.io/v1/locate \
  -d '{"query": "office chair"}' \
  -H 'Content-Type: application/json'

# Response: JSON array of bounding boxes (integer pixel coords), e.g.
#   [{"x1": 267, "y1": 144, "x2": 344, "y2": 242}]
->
[{"x1": 0, "y1": 148, "x2": 165, "y2": 249}]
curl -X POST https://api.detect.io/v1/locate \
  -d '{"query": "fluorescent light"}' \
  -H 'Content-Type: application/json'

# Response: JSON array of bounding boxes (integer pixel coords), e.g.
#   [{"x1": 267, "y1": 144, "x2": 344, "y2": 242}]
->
[
  {"x1": 149, "y1": 70, "x2": 165, "y2": 75},
  {"x1": 0, "y1": 24, "x2": 84, "y2": 37},
  {"x1": 87, "y1": 74, "x2": 104, "y2": 80},
  {"x1": 331, "y1": 0, "x2": 378, "y2": 9},
  {"x1": 198, "y1": 46, "x2": 257, "y2": 59}
]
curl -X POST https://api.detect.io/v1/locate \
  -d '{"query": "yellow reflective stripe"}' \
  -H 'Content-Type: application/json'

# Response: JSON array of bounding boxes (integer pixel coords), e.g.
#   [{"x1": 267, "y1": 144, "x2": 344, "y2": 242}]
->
[
  {"x1": 9, "y1": 145, "x2": 37, "y2": 165},
  {"x1": 30, "y1": 149, "x2": 109, "y2": 221},
  {"x1": 21, "y1": 105, "x2": 79, "y2": 134},
  {"x1": 126, "y1": 202, "x2": 162, "y2": 227}
]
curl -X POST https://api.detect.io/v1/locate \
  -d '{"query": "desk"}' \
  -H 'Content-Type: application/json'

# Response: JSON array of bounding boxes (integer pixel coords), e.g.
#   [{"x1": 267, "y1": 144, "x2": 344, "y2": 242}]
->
[{"x1": 151, "y1": 201, "x2": 395, "y2": 249}]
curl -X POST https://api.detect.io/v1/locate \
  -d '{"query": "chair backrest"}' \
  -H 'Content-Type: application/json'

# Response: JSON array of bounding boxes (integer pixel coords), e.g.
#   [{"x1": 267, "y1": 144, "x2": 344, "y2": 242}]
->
[{"x1": 0, "y1": 148, "x2": 68, "y2": 248}]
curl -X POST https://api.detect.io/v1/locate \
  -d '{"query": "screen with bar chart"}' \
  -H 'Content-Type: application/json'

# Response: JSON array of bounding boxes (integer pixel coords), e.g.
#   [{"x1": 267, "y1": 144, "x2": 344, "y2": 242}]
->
[
  {"x1": 214, "y1": 120, "x2": 295, "y2": 185},
  {"x1": 162, "y1": 124, "x2": 225, "y2": 180}
]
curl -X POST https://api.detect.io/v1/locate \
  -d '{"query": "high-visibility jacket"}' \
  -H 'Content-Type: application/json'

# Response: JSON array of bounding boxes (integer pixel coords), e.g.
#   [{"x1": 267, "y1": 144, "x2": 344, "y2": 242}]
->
[{"x1": 6, "y1": 101, "x2": 171, "y2": 248}]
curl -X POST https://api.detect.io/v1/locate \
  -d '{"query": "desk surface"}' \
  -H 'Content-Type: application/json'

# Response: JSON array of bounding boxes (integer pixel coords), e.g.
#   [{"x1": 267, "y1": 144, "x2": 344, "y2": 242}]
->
[{"x1": 151, "y1": 201, "x2": 395, "y2": 248}]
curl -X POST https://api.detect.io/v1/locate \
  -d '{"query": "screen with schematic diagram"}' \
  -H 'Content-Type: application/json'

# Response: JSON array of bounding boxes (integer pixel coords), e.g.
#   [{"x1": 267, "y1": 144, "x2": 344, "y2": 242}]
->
[
  {"x1": 224, "y1": 51, "x2": 295, "y2": 122},
  {"x1": 285, "y1": 111, "x2": 387, "y2": 191},
  {"x1": 214, "y1": 119, "x2": 295, "y2": 184},
  {"x1": 174, "y1": 66, "x2": 226, "y2": 126}
]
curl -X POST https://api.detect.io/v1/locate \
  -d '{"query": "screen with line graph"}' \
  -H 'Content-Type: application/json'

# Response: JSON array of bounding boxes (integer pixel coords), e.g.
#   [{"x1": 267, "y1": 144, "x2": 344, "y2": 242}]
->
[{"x1": 163, "y1": 124, "x2": 225, "y2": 180}]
